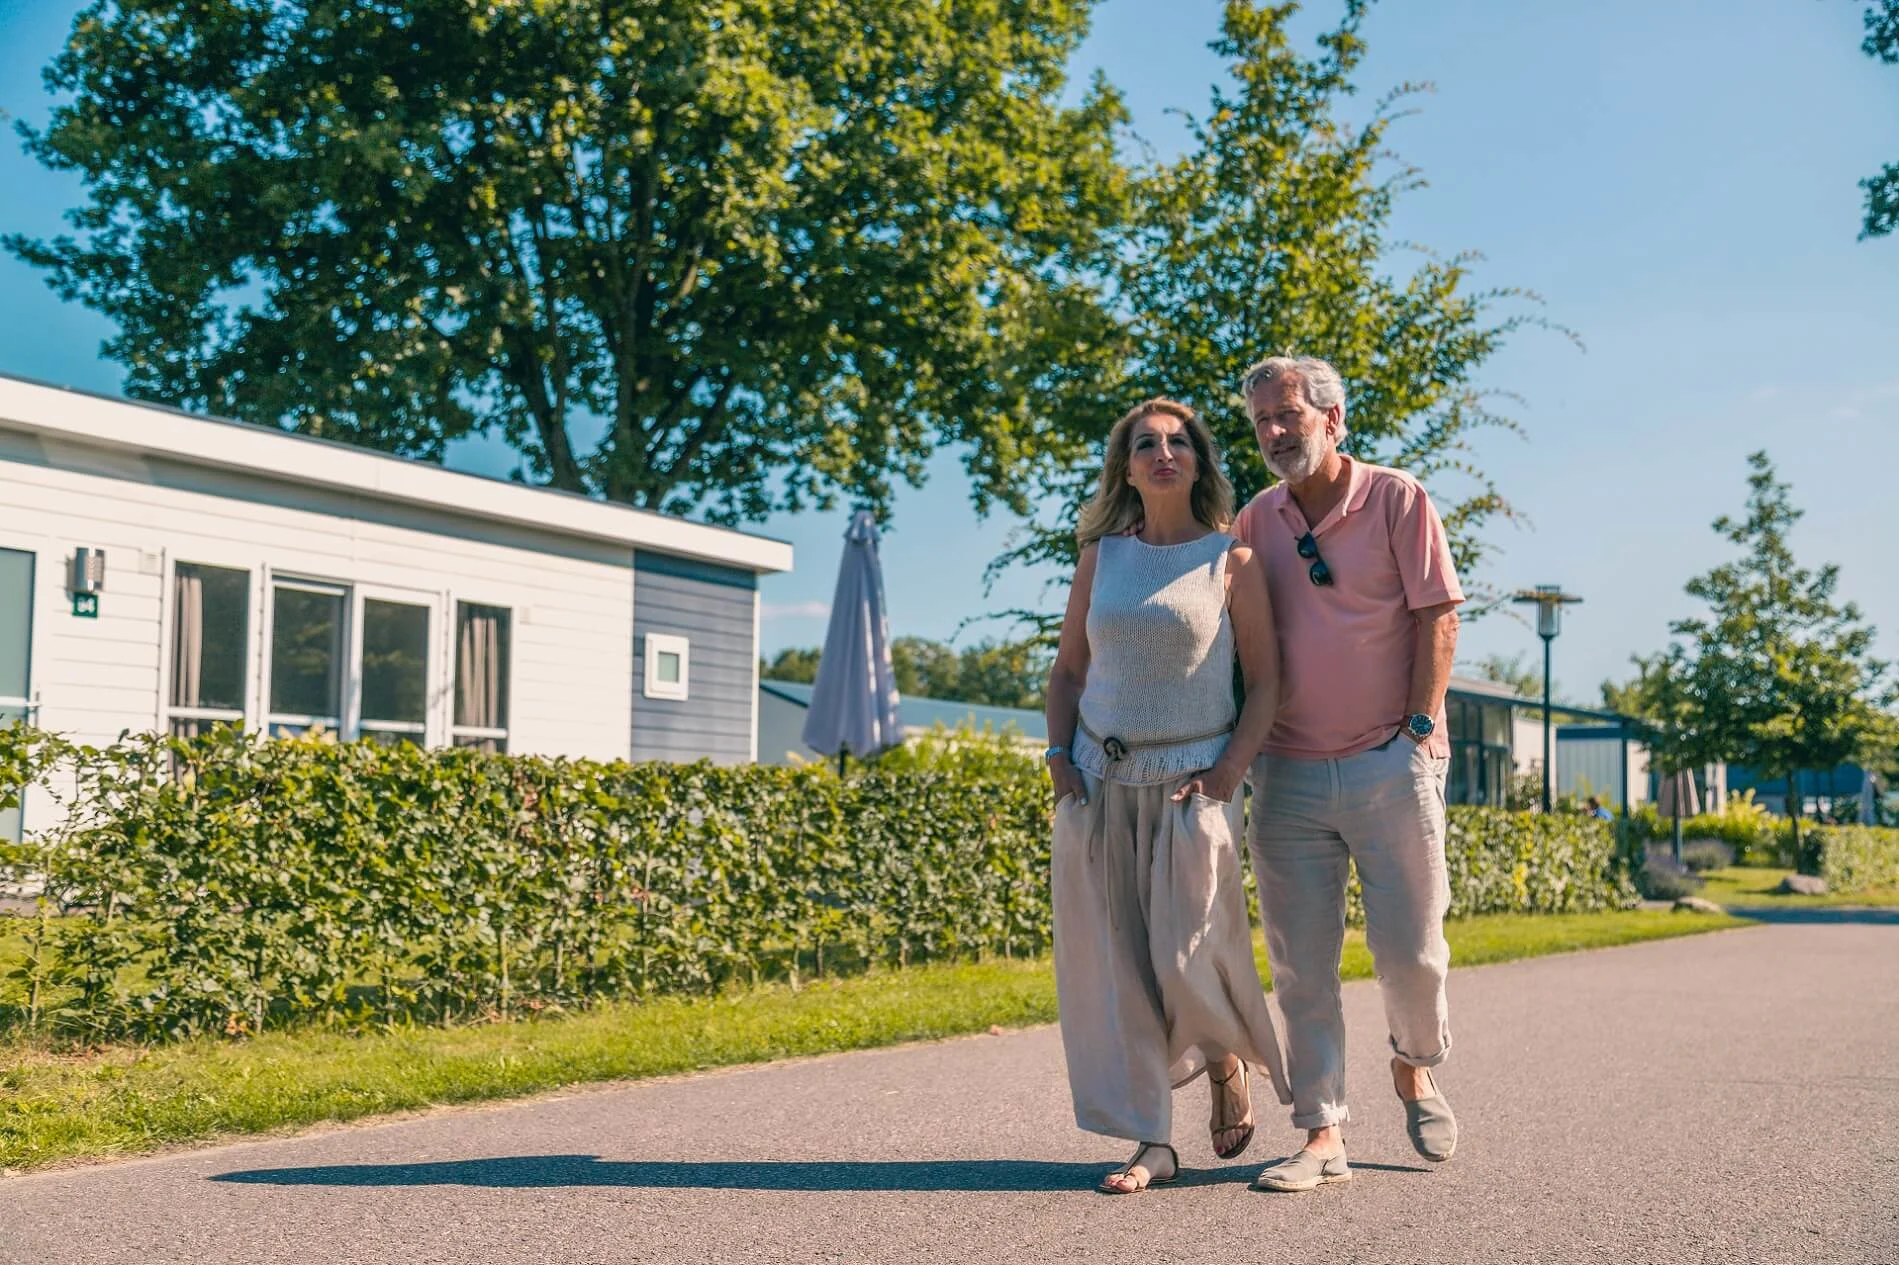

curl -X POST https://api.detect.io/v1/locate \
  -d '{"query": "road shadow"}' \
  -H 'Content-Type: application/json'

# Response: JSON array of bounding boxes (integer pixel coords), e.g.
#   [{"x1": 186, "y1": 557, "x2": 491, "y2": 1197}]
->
[
  {"x1": 212, "y1": 1154, "x2": 1430, "y2": 1191},
  {"x1": 1727, "y1": 906, "x2": 1899, "y2": 926}
]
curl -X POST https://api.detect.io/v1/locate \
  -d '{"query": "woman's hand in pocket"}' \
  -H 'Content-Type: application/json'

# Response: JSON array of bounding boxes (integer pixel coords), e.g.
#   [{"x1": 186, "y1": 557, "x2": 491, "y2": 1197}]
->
[
  {"x1": 1173, "y1": 757, "x2": 1244, "y2": 804},
  {"x1": 1051, "y1": 757, "x2": 1088, "y2": 807}
]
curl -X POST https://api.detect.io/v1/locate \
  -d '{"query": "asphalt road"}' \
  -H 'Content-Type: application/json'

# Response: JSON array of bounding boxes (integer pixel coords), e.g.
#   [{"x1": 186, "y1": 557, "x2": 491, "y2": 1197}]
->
[{"x1": 4, "y1": 919, "x2": 1896, "y2": 1265}]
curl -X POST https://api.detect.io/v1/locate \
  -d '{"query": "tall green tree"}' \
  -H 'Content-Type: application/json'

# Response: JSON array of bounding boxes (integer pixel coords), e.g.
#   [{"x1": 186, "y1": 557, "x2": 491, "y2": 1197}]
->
[
  {"x1": 9, "y1": 0, "x2": 1127, "y2": 522},
  {"x1": 1604, "y1": 647, "x2": 1720, "y2": 853},
  {"x1": 991, "y1": 0, "x2": 1557, "y2": 607},
  {"x1": 1859, "y1": 0, "x2": 1899, "y2": 238},
  {"x1": 1662, "y1": 452, "x2": 1896, "y2": 849}
]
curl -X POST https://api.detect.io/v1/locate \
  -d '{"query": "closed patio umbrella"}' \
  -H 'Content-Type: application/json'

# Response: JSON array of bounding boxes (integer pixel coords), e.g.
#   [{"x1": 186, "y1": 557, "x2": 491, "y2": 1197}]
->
[
  {"x1": 1657, "y1": 768, "x2": 1702, "y2": 819},
  {"x1": 802, "y1": 510, "x2": 903, "y2": 771}
]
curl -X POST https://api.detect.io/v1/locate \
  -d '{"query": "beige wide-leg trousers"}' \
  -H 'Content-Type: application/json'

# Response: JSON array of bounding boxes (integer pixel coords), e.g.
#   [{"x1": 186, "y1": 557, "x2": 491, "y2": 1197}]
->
[{"x1": 1052, "y1": 768, "x2": 1291, "y2": 1143}]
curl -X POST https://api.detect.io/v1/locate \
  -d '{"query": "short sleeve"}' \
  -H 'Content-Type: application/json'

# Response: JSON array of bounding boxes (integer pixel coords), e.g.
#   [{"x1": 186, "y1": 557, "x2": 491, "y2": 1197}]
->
[
  {"x1": 1389, "y1": 479, "x2": 1465, "y2": 611},
  {"x1": 1231, "y1": 495, "x2": 1268, "y2": 552}
]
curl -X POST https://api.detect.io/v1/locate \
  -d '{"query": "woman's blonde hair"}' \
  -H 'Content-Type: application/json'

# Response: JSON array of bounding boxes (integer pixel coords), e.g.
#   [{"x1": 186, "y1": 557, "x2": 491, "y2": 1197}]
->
[{"x1": 1074, "y1": 398, "x2": 1235, "y2": 549}]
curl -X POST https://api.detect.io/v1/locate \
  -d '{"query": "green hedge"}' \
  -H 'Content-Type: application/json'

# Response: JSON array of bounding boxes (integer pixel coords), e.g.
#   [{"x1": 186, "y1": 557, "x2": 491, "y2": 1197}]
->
[
  {"x1": 1807, "y1": 824, "x2": 1899, "y2": 894},
  {"x1": 1, "y1": 725, "x2": 1633, "y2": 1042},
  {"x1": 1625, "y1": 795, "x2": 1793, "y2": 866}
]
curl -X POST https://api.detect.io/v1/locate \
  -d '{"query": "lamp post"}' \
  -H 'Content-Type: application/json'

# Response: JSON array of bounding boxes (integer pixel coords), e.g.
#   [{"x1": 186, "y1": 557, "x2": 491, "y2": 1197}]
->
[{"x1": 1512, "y1": 585, "x2": 1584, "y2": 812}]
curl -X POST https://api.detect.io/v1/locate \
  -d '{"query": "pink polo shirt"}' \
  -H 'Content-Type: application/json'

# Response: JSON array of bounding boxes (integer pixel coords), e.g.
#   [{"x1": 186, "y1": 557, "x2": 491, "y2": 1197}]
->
[{"x1": 1233, "y1": 456, "x2": 1464, "y2": 760}]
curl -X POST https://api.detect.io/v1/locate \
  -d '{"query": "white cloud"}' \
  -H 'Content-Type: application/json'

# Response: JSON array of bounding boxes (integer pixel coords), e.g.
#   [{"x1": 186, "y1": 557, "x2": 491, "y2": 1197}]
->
[{"x1": 762, "y1": 601, "x2": 831, "y2": 620}]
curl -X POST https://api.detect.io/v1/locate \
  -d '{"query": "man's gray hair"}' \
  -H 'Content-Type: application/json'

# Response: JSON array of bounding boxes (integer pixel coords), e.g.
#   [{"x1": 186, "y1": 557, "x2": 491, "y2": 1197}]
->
[{"x1": 1240, "y1": 355, "x2": 1349, "y2": 437}]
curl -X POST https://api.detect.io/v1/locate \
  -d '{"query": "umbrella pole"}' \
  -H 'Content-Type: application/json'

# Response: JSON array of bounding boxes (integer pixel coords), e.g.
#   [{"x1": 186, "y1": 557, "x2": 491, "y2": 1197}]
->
[{"x1": 838, "y1": 746, "x2": 848, "y2": 778}]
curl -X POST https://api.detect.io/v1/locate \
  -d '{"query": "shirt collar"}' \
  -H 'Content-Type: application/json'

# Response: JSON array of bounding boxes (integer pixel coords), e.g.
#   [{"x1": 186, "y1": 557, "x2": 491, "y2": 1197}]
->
[{"x1": 1271, "y1": 454, "x2": 1368, "y2": 539}]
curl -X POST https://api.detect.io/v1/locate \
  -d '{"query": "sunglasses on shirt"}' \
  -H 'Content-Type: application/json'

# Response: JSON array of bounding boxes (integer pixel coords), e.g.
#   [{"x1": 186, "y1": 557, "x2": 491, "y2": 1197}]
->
[{"x1": 1296, "y1": 532, "x2": 1334, "y2": 586}]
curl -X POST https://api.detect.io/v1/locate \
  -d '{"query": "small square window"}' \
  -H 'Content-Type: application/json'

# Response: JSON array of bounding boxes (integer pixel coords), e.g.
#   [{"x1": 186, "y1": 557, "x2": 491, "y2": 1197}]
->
[{"x1": 644, "y1": 633, "x2": 690, "y2": 700}]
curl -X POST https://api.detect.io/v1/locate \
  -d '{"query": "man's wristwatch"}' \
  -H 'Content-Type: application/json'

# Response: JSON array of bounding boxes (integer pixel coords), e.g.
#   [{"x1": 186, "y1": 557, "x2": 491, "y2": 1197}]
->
[
  {"x1": 1404, "y1": 713, "x2": 1436, "y2": 741},
  {"x1": 1043, "y1": 745, "x2": 1070, "y2": 764}
]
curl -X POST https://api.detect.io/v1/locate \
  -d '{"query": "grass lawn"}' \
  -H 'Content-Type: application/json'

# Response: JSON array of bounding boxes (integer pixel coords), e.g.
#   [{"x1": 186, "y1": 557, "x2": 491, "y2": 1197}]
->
[
  {"x1": 1698, "y1": 865, "x2": 1899, "y2": 909},
  {"x1": 0, "y1": 906, "x2": 1742, "y2": 1175}
]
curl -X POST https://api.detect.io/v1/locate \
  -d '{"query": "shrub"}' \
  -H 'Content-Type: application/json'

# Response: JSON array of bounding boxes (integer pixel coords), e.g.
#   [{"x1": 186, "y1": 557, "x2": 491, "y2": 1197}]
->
[
  {"x1": 1628, "y1": 792, "x2": 1792, "y2": 867},
  {"x1": 1677, "y1": 839, "x2": 1735, "y2": 873},
  {"x1": 1, "y1": 724, "x2": 1637, "y2": 1042},
  {"x1": 1806, "y1": 824, "x2": 1899, "y2": 894},
  {"x1": 1635, "y1": 857, "x2": 1704, "y2": 902}
]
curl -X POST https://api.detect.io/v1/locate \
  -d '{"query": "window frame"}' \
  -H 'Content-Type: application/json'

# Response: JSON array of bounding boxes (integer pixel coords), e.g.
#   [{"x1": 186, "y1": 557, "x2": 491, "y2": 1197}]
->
[
  {"x1": 354, "y1": 588, "x2": 437, "y2": 747},
  {"x1": 643, "y1": 632, "x2": 690, "y2": 701},
  {"x1": 0, "y1": 540, "x2": 42, "y2": 844},
  {"x1": 161, "y1": 559, "x2": 254, "y2": 739},
  {"x1": 450, "y1": 599, "x2": 514, "y2": 752}
]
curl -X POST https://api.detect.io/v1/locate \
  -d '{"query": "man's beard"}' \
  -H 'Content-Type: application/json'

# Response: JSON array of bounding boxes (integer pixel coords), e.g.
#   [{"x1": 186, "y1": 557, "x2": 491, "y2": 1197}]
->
[{"x1": 1263, "y1": 430, "x2": 1330, "y2": 483}]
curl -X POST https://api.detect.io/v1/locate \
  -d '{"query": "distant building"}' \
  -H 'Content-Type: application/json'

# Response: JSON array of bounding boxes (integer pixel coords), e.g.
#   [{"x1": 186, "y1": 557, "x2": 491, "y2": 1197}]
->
[
  {"x1": 757, "y1": 680, "x2": 1046, "y2": 765},
  {"x1": 761, "y1": 672, "x2": 1655, "y2": 812},
  {"x1": 1725, "y1": 763, "x2": 1883, "y2": 824},
  {"x1": 0, "y1": 374, "x2": 792, "y2": 842}
]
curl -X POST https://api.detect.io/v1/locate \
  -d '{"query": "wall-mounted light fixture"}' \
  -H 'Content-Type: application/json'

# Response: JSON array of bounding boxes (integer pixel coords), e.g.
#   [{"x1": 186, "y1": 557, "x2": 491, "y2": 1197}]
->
[
  {"x1": 69, "y1": 548, "x2": 105, "y2": 618},
  {"x1": 70, "y1": 548, "x2": 106, "y2": 595}
]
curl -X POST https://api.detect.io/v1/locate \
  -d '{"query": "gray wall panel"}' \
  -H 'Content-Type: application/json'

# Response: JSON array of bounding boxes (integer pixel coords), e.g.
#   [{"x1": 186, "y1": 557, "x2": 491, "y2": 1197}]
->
[{"x1": 631, "y1": 560, "x2": 757, "y2": 765}]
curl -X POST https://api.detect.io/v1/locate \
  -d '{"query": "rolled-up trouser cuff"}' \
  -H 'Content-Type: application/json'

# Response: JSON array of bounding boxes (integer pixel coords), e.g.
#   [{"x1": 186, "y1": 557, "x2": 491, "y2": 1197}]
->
[
  {"x1": 1290, "y1": 1104, "x2": 1351, "y2": 1131},
  {"x1": 1390, "y1": 1033, "x2": 1452, "y2": 1069}
]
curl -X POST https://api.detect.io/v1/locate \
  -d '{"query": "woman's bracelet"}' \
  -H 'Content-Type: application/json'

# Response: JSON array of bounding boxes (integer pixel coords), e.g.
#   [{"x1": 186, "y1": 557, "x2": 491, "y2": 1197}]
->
[{"x1": 1042, "y1": 744, "x2": 1069, "y2": 764}]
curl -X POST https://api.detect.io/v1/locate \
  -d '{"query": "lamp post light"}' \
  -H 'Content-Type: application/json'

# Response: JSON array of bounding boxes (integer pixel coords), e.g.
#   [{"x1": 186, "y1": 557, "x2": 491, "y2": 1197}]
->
[{"x1": 1512, "y1": 585, "x2": 1584, "y2": 812}]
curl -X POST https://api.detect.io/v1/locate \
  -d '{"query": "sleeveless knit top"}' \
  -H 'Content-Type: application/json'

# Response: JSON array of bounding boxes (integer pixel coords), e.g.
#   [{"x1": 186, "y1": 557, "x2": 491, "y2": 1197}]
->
[{"x1": 1073, "y1": 532, "x2": 1239, "y2": 784}]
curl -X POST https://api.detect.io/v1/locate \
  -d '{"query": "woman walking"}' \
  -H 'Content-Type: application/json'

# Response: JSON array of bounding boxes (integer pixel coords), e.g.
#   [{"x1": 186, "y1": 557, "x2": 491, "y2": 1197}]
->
[{"x1": 1044, "y1": 397, "x2": 1290, "y2": 1194}]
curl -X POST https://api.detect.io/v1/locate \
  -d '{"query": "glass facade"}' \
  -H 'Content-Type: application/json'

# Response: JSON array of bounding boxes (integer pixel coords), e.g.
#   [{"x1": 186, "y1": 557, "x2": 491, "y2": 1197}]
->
[
  {"x1": 1, "y1": 548, "x2": 32, "y2": 842},
  {"x1": 268, "y1": 582, "x2": 347, "y2": 736},
  {"x1": 1447, "y1": 693, "x2": 1516, "y2": 807},
  {"x1": 359, "y1": 598, "x2": 430, "y2": 743}
]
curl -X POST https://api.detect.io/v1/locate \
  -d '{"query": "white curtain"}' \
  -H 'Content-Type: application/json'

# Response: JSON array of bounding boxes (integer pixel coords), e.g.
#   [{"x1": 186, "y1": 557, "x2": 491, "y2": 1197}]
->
[
  {"x1": 171, "y1": 569, "x2": 204, "y2": 709},
  {"x1": 456, "y1": 605, "x2": 507, "y2": 744}
]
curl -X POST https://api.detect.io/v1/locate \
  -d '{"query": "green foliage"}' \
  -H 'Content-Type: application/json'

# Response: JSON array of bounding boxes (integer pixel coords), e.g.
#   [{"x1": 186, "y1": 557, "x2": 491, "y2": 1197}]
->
[
  {"x1": 759, "y1": 647, "x2": 822, "y2": 686},
  {"x1": 3, "y1": 722, "x2": 1635, "y2": 1042},
  {"x1": 1625, "y1": 792, "x2": 1792, "y2": 867},
  {"x1": 992, "y1": 1, "x2": 1557, "y2": 608},
  {"x1": 1859, "y1": 1, "x2": 1899, "y2": 237},
  {"x1": 1388, "y1": 807, "x2": 1636, "y2": 920},
  {"x1": 1675, "y1": 840, "x2": 1735, "y2": 874},
  {"x1": 1634, "y1": 858, "x2": 1703, "y2": 902},
  {"x1": 1807, "y1": 824, "x2": 1899, "y2": 894},
  {"x1": 7, "y1": 0, "x2": 1127, "y2": 523},
  {"x1": 1615, "y1": 453, "x2": 1899, "y2": 847},
  {"x1": 1603, "y1": 647, "x2": 1722, "y2": 789},
  {"x1": 765, "y1": 636, "x2": 1050, "y2": 709},
  {"x1": 1470, "y1": 652, "x2": 1546, "y2": 702},
  {"x1": 0, "y1": 908, "x2": 1739, "y2": 1172}
]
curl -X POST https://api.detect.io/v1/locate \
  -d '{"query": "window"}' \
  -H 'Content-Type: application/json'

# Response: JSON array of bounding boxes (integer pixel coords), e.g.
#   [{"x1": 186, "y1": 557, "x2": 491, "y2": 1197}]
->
[
  {"x1": 453, "y1": 602, "x2": 511, "y2": 752},
  {"x1": 268, "y1": 580, "x2": 347, "y2": 737},
  {"x1": 169, "y1": 563, "x2": 250, "y2": 739},
  {"x1": 1448, "y1": 696, "x2": 1515, "y2": 807},
  {"x1": 643, "y1": 632, "x2": 690, "y2": 701},
  {"x1": 359, "y1": 598, "x2": 430, "y2": 746},
  {"x1": 1, "y1": 548, "x2": 33, "y2": 842}
]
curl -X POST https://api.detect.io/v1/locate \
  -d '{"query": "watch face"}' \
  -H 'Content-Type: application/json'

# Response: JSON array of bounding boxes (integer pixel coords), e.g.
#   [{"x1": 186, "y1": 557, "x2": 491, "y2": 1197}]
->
[{"x1": 1408, "y1": 714, "x2": 1435, "y2": 738}]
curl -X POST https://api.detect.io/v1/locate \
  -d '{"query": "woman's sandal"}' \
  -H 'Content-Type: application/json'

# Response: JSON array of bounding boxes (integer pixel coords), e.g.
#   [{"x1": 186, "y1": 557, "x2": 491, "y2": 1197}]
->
[
  {"x1": 1096, "y1": 1142, "x2": 1179, "y2": 1194},
  {"x1": 1209, "y1": 1059, "x2": 1256, "y2": 1160}
]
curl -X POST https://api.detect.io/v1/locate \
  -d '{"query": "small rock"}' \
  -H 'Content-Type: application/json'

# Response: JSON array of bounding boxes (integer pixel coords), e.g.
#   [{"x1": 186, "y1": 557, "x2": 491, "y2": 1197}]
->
[
  {"x1": 1673, "y1": 896, "x2": 1724, "y2": 914},
  {"x1": 988, "y1": 1025, "x2": 1006, "y2": 1037},
  {"x1": 1778, "y1": 874, "x2": 1828, "y2": 896}
]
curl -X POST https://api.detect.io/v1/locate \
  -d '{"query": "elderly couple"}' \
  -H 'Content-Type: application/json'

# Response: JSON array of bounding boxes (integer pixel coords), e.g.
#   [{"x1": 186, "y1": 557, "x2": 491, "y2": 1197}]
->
[{"x1": 1043, "y1": 355, "x2": 1463, "y2": 1194}]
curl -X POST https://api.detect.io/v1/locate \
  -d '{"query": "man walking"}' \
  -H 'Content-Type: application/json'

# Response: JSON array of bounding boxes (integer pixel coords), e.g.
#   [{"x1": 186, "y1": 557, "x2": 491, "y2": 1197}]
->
[{"x1": 1231, "y1": 355, "x2": 1463, "y2": 1192}]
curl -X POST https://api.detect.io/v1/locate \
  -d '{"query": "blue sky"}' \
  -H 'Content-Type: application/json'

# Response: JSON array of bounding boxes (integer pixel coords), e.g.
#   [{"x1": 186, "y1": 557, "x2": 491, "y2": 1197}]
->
[{"x1": 2, "y1": 0, "x2": 1896, "y2": 700}]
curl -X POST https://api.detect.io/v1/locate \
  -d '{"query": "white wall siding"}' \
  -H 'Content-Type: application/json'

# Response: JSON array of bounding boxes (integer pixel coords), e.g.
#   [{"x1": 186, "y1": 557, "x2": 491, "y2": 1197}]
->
[{"x1": 1, "y1": 428, "x2": 636, "y2": 776}]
